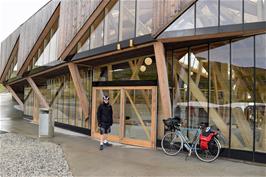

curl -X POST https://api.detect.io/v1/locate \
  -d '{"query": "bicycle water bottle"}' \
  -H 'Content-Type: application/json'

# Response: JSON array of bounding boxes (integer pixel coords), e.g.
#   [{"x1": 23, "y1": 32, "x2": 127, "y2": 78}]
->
[{"x1": 184, "y1": 143, "x2": 189, "y2": 150}]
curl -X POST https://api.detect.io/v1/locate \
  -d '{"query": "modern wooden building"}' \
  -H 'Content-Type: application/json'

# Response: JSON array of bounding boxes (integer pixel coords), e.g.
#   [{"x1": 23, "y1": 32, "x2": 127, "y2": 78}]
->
[{"x1": 0, "y1": 0, "x2": 265, "y2": 163}]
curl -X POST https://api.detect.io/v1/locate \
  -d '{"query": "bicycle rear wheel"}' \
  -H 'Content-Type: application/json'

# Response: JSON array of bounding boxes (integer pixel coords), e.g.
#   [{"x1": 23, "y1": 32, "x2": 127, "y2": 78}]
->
[
  {"x1": 195, "y1": 138, "x2": 221, "y2": 162},
  {"x1": 161, "y1": 131, "x2": 183, "y2": 156}
]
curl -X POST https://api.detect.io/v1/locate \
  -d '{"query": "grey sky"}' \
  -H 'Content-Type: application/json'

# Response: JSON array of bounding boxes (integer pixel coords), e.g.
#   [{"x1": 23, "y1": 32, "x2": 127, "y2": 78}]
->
[{"x1": 0, "y1": 0, "x2": 49, "y2": 43}]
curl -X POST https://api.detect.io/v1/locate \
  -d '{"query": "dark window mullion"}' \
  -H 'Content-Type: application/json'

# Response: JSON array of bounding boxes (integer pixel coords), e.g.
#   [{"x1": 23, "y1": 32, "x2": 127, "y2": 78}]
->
[{"x1": 253, "y1": 35, "x2": 256, "y2": 160}]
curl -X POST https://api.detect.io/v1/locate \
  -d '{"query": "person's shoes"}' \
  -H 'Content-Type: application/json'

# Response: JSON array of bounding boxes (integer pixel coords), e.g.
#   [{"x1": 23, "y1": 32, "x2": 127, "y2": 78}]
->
[
  {"x1": 99, "y1": 145, "x2": 103, "y2": 150},
  {"x1": 104, "y1": 142, "x2": 112, "y2": 147}
]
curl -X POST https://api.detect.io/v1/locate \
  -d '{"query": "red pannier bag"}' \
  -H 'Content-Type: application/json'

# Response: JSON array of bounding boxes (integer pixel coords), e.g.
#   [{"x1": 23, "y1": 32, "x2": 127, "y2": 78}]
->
[{"x1": 199, "y1": 132, "x2": 216, "y2": 150}]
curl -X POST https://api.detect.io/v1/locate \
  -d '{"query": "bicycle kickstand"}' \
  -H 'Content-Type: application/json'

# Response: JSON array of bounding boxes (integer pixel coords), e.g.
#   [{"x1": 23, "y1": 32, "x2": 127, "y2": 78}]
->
[{"x1": 185, "y1": 149, "x2": 192, "y2": 161}]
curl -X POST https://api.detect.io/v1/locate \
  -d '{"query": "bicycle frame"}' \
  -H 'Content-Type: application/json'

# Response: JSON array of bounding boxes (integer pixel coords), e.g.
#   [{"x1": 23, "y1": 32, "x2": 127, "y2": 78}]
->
[{"x1": 175, "y1": 128, "x2": 201, "y2": 153}]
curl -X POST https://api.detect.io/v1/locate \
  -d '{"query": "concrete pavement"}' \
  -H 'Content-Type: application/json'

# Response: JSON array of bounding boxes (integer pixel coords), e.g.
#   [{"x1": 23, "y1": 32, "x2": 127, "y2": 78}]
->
[{"x1": 0, "y1": 93, "x2": 265, "y2": 177}]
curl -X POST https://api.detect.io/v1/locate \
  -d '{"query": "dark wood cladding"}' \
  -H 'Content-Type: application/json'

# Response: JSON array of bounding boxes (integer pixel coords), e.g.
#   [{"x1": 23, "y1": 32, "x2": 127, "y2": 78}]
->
[
  {"x1": 57, "y1": 0, "x2": 101, "y2": 59},
  {"x1": 0, "y1": 28, "x2": 20, "y2": 78},
  {"x1": 17, "y1": 0, "x2": 60, "y2": 71},
  {"x1": 152, "y1": 0, "x2": 196, "y2": 36}
]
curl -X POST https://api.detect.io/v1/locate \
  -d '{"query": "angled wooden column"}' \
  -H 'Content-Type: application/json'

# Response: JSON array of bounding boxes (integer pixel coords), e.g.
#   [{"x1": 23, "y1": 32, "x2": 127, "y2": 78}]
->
[
  {"x1": 68, "y1": 63, "x2": 89, "y2": 120},
  {"x1": 154, "y1": 42, "x2": 172, "y2": 118},
  {"x1": 26, "y1": 77, "x2": 49, "y2": 109},
  {"x1": 5, "y1": 85, "x2": 24, "y2": 110}
]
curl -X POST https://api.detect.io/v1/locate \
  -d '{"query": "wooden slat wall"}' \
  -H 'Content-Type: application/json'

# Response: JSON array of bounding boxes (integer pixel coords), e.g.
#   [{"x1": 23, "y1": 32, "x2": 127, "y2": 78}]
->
[
  {"x1": 152, "y1": 0, "x2": 195, "y2": 35},
  {"x1": 0, "y1": 28, "x2": 20, "y2": 78},
  {"x1": 16, "y1": 0, "x2": 60, "y2": 71},
  {"x1": 57, "y1": 0, "x2": 101, "y2": 59}
]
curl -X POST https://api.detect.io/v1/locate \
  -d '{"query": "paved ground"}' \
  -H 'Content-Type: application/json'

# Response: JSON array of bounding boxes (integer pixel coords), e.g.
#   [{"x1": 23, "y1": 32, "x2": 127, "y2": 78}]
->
[{"x1": 0, "y1": 92, "x2": 265, "y2": 177}]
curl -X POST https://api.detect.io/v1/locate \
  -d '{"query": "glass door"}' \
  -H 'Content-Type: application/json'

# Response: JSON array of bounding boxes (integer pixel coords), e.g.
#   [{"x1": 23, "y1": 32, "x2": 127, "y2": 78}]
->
[{"x1": 91, "y1": 86, "x2": 157, "y2": 148}]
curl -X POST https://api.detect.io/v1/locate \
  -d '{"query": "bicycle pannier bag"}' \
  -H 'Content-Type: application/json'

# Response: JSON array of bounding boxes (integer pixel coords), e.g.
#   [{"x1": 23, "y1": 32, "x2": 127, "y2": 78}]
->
[{"x1": 199, "y1": 131, "x2": 216, "y2": 150}]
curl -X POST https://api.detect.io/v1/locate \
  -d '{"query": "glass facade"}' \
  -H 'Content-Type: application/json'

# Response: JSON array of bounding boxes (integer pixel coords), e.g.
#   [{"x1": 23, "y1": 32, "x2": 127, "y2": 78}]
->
[
  {"x1": 23, "y1": 69, "x2": 92, "y2": 128},
  {"x1": 166, "y1": 33, "x2": 266, "y2": 153},
  {"x1": 160, "y1": 0, "x2": 266, "y2": 38},
  {"x1": 28, "y1": 19, "x2": 59, "y2": 70},
  {"x1": 93, "y1": 56, "x2": 157, "y2": 82},
  {"x1": 77, "y1": 0, "x2": 155, "y2": 53},
  {"x1": 255, "y1": 34, "x2": 266, "y2": 153},
  {"x1": 244, "y1": 0, "x2": 266, "y2": 23}
]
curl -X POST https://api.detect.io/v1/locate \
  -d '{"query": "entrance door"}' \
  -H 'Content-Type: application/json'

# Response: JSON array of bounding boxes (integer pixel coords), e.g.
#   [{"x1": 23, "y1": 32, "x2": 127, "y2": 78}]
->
[{"x1": 91, "y1": 86, "x2": 157, "y2": 148}]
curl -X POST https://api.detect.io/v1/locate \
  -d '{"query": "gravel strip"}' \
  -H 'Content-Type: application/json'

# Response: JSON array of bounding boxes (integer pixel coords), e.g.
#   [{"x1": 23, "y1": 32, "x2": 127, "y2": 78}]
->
[{"x1": 0, "y1": 133, "x2": 72, "y2": 177}]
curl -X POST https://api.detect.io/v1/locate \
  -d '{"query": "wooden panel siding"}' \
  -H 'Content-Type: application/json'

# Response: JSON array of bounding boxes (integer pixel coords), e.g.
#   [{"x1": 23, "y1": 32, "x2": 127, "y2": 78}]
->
[
  {"x1": 0, "y1": 28, "x2": 20, "y2": 78},
  {"x1": 57, "y1": 0, "x2": 101, "y2": 59},
  {"x1": 16, "y1": 0, "x2": 60, "y2": 73}
]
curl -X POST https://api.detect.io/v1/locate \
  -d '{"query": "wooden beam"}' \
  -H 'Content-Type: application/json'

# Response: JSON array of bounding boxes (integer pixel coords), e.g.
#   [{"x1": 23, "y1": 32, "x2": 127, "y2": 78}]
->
[
  {"x1": 153, "y1": 42, "x2": 172, "y2": 118},
  {"x1": 68, "y1": 63, "x2": 89, "y2": 120},
  {"x1": 17, "y1": 5, "x2": 60, "y2": 76},
  {"x1": 5, "y1": 85, "x2": 24, "y2": 110},
  {"x1": 0, "y1": 38, "x2": 19, "y2": 82},
  {"x1": 59, "y1": 0, "x2": 111, "y2": 60},
  {"x1": 26, "y1": 77, "x2": 49, "y2": 109}
]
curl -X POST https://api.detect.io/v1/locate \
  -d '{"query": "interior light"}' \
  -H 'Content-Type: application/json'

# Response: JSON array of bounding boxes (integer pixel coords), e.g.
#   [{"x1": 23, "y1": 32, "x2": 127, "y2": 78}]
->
[
  {"x1": 144, "y1": 57, "x2": 153, "y2": 65},
  {"x1": 140, "y1": 65, "x2": 146, "y2": 72}
]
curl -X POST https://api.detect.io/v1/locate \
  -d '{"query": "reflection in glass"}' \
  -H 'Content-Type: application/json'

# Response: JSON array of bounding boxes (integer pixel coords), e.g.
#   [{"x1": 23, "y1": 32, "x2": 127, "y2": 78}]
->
[
  {"x1": 104, "y1": 1, "x2": 119, "y2": 45},
  {"x1": 136, "y1": 0, "x2": 153, "y2": 36},
  {"x1": 189, "y1": 45, "x2": 208, "y2": 128},
  {"x1": 196, "y1": 0, "x2": 218, "y2": 28},
  {"x1": 166, "y1": 4, "x2": 195, "y2": 31},
  {"x1": 124, "y1": 89, "x2": 151, "y2": 141},
  {"x1": 255, "y1": 34, "x2": 266, "y2": 152},
  {"x1": 244, "y1": 0, "x2": 266, "y2": 23},
  {"x1": 209, "y1": 41, "x2": 230, "y2": 147},
  {"x1": 93, "y1": 56, "x2": 157, "y2": 81},
  {"x1": 172, "y1": 48, "x2": 189, "y2": 126},
  {"x1": 90, "y1": 12, "x2": 104, "y2": 49},
  {"x1": 220, "y1": 0, "x2": 243, "y2": 25},
  {"x1": 231, "y1": 37, "x2": 254, "y2": 151},
  {"x1": 119, "y1": 0, "x2": 135, "y2": 40}
]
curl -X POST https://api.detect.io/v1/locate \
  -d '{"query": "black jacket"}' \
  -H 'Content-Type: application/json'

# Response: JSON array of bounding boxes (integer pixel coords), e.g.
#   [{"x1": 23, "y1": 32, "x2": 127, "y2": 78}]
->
[{"x1": 97, "y1": 103, "x2": 113, "y2": 127}]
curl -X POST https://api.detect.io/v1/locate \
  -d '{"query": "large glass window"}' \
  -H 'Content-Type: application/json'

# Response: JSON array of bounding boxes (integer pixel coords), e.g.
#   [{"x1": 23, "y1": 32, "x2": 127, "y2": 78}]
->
[
  {"x1": 209, "y1": 41, "x2": 230, "y2": 148},
  {"x1": 136, "y1": 0, "x2": 153, "y2": 37},
  {"x1": 166, "y1": 4, "x2": 195, "y2": 32},
  {"x1": 220, "y1": 0, "x2": 243, "y2": 25},
  {"x1": 172, "y1": 48, "x2": 189, "y2": 126},
  {"x1": 189, "y1": 45, "x2": 209, "y2": 128},
  {"x1": 231, "y1": 37, "x2": 254, "y2": 151},
  {"x1": 90, "y1": 12, "x2": 104, "y2": 49},
  {"x1": 196, "y1": 0, "x2": 218, "y2": 28},
  {"x1": 119, "y1": 0, "x2": 136, "y2": 40},
  {"x1": 48, "y1": 71, "x2": 92, "y2": 128},
  {"x1": 255, "y1": 34, "x2": 266, "y2": 153},
  {"x1": 244, "y1": 0, "x2": 266, "y2": 23},
  {"x1": 33, "y1": 20, "x2": 59, "y2": 68},
  {"x1": 104, "y1": 1, "x2": 119, "y2": 45},
  {"x1": 93, "y1": 56, "x2": 157, "y2": 81}
]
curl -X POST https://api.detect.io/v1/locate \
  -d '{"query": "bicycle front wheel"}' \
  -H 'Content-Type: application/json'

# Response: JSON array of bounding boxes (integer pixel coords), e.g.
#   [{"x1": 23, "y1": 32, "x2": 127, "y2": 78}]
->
[
  {"x1": 161, "y1": 131, "x2": 183, "y2": 156},
  {"x1": 195, "y1": 137, "x2": 221, "y2": 162}
]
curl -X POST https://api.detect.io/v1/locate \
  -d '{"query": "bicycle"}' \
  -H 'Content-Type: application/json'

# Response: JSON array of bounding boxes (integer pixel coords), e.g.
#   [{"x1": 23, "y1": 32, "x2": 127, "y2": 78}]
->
[{"x1": 161, "y1": 118, "x2": 221, "y2": 163}]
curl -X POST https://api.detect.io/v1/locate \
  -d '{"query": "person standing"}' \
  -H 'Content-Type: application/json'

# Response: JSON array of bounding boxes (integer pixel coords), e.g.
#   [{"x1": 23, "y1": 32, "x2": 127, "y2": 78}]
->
[{"x1": 97, "y1": 95, "x2": 113, "y2": 150}]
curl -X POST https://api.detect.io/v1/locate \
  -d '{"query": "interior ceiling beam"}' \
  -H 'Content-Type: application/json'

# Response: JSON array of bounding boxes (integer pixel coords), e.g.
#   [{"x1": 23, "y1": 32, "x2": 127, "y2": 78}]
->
[
  {"x1": 5, "y1": 85, "x2": 24, "y2": 110},
  {"x1": 26, "y1": 77, "x2": 49, "y2": 109},
  {"x1": 59, "y1": 0, "x2": 112, "y2": 61},
  {"x1": 153, "y1": 41, "x2": 172, "y2": 118},
  {"x1": 68, "y1": 63, "x2": 89, "y2": 122}
]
